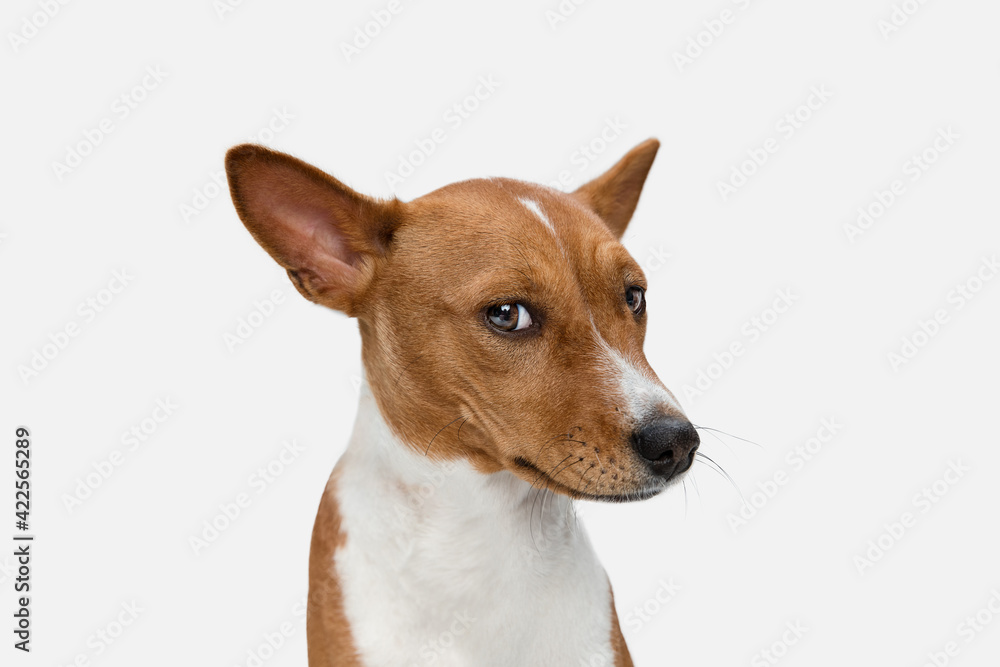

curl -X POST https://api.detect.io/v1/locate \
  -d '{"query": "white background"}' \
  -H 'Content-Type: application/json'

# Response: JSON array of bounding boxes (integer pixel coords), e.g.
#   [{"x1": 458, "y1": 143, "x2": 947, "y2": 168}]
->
[{"x1": 3, "y1": 0, "x2": 1000, "y2": 665}]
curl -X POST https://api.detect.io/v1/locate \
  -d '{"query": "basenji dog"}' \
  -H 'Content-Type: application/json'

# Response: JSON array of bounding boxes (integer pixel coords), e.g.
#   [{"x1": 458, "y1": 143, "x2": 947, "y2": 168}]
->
[{"x1": 224, "y1": 137, "x2": 699, "y2": 667}]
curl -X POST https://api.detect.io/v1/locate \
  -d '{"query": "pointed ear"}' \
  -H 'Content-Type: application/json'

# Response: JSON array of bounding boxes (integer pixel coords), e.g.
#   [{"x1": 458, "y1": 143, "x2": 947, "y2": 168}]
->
[
  {"x1": 572, "y1": 138, "x2": 660, "y2": 238},
  {"x1": 225, "y1": 144, "x2": 401, "y2": 314}
]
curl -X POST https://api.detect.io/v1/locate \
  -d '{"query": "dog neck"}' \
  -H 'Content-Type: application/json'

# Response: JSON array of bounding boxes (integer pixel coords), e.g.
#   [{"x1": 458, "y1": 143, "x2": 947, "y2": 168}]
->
[
  {"x1": 339, "y1": 379, "x2": 582, "y2": 568},
  {"x1": 329, "y1": 380, "x2": 618, "y2": 665}
]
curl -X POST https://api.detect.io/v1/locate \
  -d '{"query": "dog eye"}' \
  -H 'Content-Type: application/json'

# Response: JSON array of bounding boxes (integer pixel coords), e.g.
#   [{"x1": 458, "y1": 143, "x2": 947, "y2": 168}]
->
[
  {"x1": 487, "y1": 303, "x2": 532, "y2": 332},
  {"x1": 626, "y1": 286, "x2": 645, "y2": 316}
]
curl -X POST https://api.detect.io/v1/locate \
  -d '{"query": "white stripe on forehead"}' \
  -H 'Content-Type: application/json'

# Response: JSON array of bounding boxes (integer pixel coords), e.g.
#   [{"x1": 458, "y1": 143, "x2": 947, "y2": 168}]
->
[
  {"x1": 518, "y1": 196, "x2": 572, "y2": 262},
  {"x1": 518, "y1": 197, "x2": 556, "y2": 235}
]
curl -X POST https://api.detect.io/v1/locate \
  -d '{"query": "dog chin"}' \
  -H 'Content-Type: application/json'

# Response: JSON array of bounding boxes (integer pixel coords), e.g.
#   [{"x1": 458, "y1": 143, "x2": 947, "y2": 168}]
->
[
  {"x1": 510, "y1": 458, "x2": 669, "y2": 503},
  {"x1": 579, "y1": 485, "x2": 667, "y2": 503}
]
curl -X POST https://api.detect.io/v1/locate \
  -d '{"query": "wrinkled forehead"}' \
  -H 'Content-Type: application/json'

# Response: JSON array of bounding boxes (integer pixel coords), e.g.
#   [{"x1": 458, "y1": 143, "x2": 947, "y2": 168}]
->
[{"x1": 395, "y1": 178, "x2": 640, "y2": 301}]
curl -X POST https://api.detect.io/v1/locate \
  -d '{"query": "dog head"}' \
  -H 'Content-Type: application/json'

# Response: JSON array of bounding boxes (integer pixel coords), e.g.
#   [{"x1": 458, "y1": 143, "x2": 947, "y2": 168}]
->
[{"x1": 225, "y1": 139, "x2": 697, "y2": 501}]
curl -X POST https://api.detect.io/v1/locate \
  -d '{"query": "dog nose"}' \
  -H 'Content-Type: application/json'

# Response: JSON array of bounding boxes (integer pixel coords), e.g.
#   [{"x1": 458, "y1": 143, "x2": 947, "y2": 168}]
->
[{"x1": 631, "y1": 416, "x2": 699, "y2": 477}]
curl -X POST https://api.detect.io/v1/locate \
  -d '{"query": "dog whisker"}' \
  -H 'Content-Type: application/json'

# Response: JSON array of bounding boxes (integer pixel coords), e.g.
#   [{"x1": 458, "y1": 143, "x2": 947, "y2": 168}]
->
[
  {"x1": 424, "y1": 415, "x2": 467, "y2": 456},
  {"x1": 693, "y1": 424, "x2": 763, "y2": 449},
  {"x1": 527, "y1": 453, "x2": 574, "y2": 550},
  {"x1": 698, "y1": 427, "x2": 740, "y2": 461},
  {"x1": 682, "y1": 479, "x2": 688, "y2": 518},
  {"x1": 576, "y1": 461, "x2": 601, "y2": 498},
  {"x1": 689, "y1": 472, "x2": 702, "y2": 503},
  {"x1": 528, "y1": 453, "x2": 573, "y2": 491},
  {"x1": 550, "y1": 454, "x2": 585, "y2": 482},
  {"x1": 392, "y1": 353, "x2": 425, "y2": 392},
  {"x1": 527, "y1": 452, "x2": 591, "y2": 554},
  {"x1": 528, "y1": 486, "x2": 543, "y2": 553},
  {"x1": 694, "y1": 452, "x2": 745, "y2": 505}
]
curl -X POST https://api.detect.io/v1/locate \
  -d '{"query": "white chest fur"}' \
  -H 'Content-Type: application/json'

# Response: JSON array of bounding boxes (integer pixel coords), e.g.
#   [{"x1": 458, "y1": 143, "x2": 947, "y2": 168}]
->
[{"x1": 331, "y1": 386, "x2": 616, "y2": 667}]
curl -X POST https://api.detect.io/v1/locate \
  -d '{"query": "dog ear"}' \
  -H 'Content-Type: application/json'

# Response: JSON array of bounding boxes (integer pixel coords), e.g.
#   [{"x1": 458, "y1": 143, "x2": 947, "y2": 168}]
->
[
  {"x1": 572, "y1": 138, "x2": 660, "y2": 238},
  {"x1": 225, "y1": 144, "x2": 401, "y2": 314}
]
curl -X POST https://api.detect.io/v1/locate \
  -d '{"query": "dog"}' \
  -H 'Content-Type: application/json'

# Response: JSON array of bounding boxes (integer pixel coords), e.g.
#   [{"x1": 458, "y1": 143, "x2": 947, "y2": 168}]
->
[{"x1": 224, "y1": 137, "x2": 699, "y2": 666}]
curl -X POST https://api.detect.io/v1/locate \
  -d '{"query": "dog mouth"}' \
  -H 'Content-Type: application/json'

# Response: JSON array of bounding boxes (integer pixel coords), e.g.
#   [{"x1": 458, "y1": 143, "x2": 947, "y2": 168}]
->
[{"x1": 511, "y1": 456, "x2": 667, "y2": 503}]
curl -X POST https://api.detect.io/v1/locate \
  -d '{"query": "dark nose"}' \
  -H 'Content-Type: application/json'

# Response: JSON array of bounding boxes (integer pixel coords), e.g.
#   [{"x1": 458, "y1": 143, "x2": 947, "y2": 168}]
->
[{"x1": 631, "y1": 416, "x2": 699, "y2": 477}]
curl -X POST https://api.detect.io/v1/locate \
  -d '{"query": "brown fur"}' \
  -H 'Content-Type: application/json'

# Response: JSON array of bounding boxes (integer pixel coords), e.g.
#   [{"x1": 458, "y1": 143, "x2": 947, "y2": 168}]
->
[
  {"x1": 306, "y1": 473, "x2": 361, "y2": 666},
  {"x1": 574, "y1": 138, "x2": 660, "y2": 239},
  {"x1": 356, "y1": 173, "x2": 679, "y2": 501},
  {"x1": 609, "y1": 585, "x2": 635, "y2": 666},
  {"x1": 226, "y1": 139, "x2": 673, "y2": 664}
]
